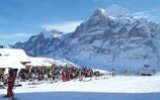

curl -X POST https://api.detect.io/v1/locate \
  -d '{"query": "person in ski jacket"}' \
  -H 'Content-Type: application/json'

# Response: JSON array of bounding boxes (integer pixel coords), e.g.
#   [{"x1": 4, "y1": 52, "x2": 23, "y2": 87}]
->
[{"x1": 4, "y1": 68, "x2": 17, "y2": 98}]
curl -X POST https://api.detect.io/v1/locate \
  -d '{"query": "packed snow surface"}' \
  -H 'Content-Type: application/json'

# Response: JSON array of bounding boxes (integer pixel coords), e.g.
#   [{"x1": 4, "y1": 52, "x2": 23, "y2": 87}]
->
[
  {"x1": 1, "y1": 76, "x2": 160, "y2": 94},
  {"x1": 0, "y1": 76, "x2": 160, "y2": 100}
]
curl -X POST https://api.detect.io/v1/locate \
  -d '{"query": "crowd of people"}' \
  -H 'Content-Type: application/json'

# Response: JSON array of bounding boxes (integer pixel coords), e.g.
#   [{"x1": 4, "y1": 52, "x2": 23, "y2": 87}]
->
[
  {"x1": 0, "y1": 66, "x2": 104, "y2": 89},
  {"x1": 18, "y1": 65, "x2": 102, "y2": 82}
]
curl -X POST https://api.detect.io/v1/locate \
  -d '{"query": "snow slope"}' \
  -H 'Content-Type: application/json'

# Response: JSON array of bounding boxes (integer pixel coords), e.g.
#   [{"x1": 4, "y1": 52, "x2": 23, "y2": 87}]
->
[
  {"x1": 0, "y1": 76, "x2": 160, "y2": 100},
  {"x1": 0, "y1": 76, "x2": 160, "y2": 94}
]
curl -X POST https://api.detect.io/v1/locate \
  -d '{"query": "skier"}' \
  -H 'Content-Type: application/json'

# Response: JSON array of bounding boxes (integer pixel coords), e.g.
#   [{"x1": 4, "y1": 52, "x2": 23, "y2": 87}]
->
[{"x1": 4, "y1": 68, "x2": 17, "y2": 99}]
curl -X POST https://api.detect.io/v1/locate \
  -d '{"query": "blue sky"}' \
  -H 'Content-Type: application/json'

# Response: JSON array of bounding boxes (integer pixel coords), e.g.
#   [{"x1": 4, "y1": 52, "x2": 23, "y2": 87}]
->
[{"x1": 0, "y1": 0, "x2": 160, "y2": 45}]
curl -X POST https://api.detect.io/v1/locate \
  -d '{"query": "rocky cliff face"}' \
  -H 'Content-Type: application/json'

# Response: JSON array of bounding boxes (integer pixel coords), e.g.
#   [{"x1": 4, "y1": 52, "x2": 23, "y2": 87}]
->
[{"x1": 14, "y1": 29, "x2": 63, "y2": 56}]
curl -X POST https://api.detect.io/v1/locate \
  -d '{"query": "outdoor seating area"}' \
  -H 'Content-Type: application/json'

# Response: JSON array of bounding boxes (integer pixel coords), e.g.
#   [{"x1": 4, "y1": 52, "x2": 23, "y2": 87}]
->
[
  {"x1": 0, "y1": 48, "x2": 107, "y2": 89},
  {"x1": 0, "y1": 66, "x2": 106, "y2": 89}
]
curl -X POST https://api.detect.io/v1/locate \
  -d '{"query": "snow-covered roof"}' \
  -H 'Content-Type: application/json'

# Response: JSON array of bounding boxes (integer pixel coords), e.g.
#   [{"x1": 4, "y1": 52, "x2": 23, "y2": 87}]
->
[
  {"x1": 0, "y1": 56, "x2": 25, "y2": 69},
  {"x1": 0, "y1": 48, "x2": 30, "y2": 63},
  {"x1": 26, "y1": 57, "x2": 79, "y2": 67},
  {"x1": 92, "y1": 69, "x2": 111, "y2": 74},
  {"x1": 26, "y1": 57, "x2": 53, "y2": 67}
]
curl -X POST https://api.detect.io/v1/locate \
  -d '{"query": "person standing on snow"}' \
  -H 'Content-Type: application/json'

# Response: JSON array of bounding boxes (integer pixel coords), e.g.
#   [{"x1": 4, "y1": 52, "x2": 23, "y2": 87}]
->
[{"x1": 4, "y1": 68, "x2": 17, "y2": 99}]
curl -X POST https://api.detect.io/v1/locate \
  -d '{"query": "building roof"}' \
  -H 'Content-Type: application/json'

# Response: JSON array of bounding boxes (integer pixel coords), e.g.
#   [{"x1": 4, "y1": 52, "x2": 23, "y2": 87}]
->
[
  {"x1": 26, "y1": 57, "x2": 79, "y2": 67},
  {"x1": 0, "y1": 48, "x2": 30, "y2": 63},
  {"x1": 26, "y1": 57, "x2": 52, "y2": 67},
  {"x1": 0, "y1": 56, "x2": 25, "y2": 69}
]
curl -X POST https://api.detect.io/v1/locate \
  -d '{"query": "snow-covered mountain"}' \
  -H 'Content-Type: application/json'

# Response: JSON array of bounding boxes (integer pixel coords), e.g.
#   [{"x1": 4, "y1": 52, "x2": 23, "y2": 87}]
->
[
  {"x1": 14, "y1": 29, "x2": 64, "y2": 56},
  {"x1": 14, "y1": 5, "x2": 160, "y2": 73}
]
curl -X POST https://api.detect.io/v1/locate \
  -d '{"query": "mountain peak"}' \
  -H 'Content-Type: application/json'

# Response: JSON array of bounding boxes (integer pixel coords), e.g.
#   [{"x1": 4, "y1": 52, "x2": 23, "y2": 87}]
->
[
  {"x1": 92, "y1": 4, "x2": 130, "y2": 17},
  {"x1": 41, "y1": 29, "x2": 63, "y2": 39},
  {"x1": 92, "y1": 8, "x2": 106, "y2": 17}
]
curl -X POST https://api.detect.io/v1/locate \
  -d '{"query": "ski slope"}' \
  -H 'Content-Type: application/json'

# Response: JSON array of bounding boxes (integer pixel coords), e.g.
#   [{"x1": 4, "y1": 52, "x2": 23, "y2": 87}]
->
[{"x1": 0, "y1": 76, "x2": 160, "y2": 100}]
